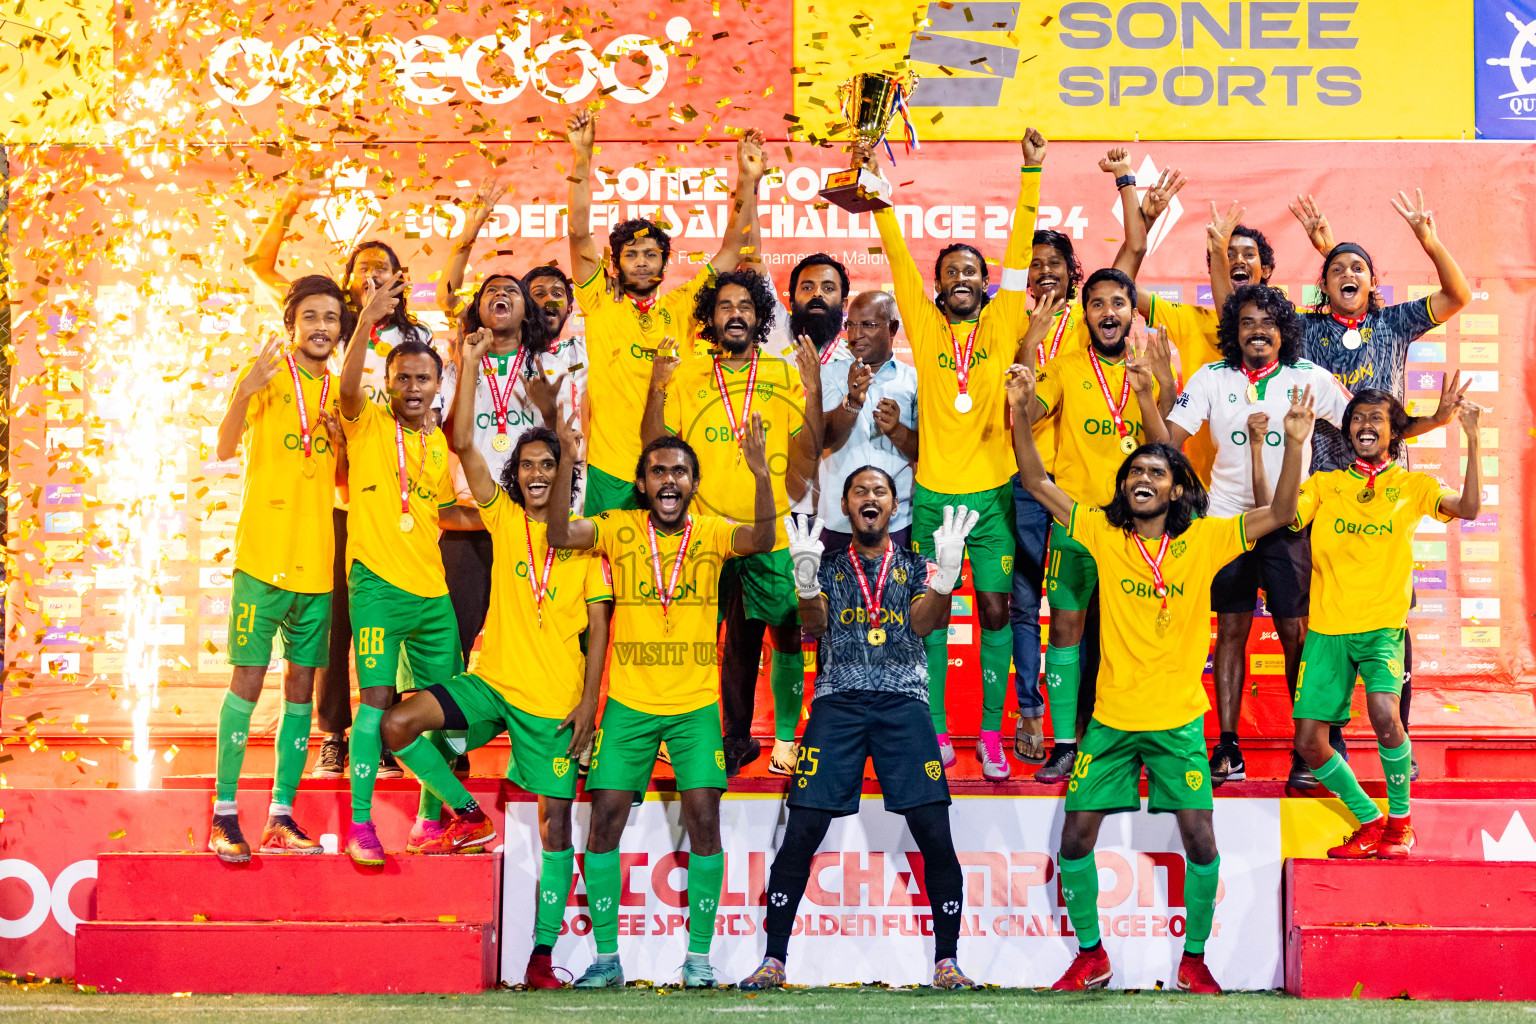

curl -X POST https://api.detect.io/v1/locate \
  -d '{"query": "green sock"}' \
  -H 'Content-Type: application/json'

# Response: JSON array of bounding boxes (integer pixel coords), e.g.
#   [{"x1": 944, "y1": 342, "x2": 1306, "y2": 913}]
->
[
  {"x1": 979, "y1": 626, "x2": 1013, "y2": 732},
  {"x1": 769, "y1": 648, "x2": 804, "y2": 743},
  {"x1": 1058, "y1": 851, "x2": 1101, "y2": 948},
  {"x1": 215, "y1": 690, "x2": 257, "y2": 802},
  {"x1": 348, "y1": 704, "x2": 385, "y2": 824},
  {"x1": 584, "y1": 848, "x2": 622, "y2": 955},
  {"x1": 924, "y1": 633, "x2": 949, "y2": 734},
  {"x1": 395, "y1": 734, "x2": 474, "y2": 814},
  {"x1": 687, "y1": 850, "x2": 725, "y2": 955},
  {"x1": 535, "y1": 848, "x2": 576, "y2": 946},
  {"x1": 1044, "y1": 644, "x2": 1081, "y2": 744},
  {"x1": 1313, "y1": 751, "x2": 1382, "y2": 826},
  {"x1": 272, "y1": 700, "x2": 312, "y2": 806},
  {"x1": 1378, "y1": 739, "x2": 1412, "y2": 817},
  {"x1": 1183, "y1": 855, "x2": 1220, "y2": 955}
]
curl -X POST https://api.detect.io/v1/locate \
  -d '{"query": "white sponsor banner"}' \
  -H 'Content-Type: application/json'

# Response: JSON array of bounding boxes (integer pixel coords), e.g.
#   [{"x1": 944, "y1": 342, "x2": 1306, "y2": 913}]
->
[{"x1": 500, "y1": 794, "x2": 1282, "y2": 989}]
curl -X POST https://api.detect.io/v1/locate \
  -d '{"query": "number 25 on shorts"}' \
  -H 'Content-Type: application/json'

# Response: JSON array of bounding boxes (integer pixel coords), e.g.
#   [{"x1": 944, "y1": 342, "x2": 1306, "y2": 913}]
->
[
  {"x1": 356, "y1": 627, "x2": 385, "y2": 657},
  {"x1": 796, "y1": 746, "x2": 819, "y2": 777}
]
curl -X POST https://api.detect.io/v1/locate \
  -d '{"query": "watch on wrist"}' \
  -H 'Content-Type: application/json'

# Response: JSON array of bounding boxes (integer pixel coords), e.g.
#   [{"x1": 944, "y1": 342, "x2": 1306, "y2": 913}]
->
[{"x1": 1114, "y1": 174, "x2": 1136, "y2": 190}]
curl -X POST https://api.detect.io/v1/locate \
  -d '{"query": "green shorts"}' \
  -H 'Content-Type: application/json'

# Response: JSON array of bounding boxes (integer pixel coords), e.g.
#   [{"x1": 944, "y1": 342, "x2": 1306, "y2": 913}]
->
[
  {"x1": 1293, "y1": 627, "x2": 1405, "y2": 726},
  {"x1": 911, "y1": 481, "x2": 1016, "y2": 593},
  {"x1": 584, "y1": 464, "x2": 641, "y2": 516},
  {"x1": 1065, "y1": 715, "x2": 1212, "y2": 815},
  {"x1": 1044, "y1": 522, "x2": 1096, "y2": 611},
  {"x1": 719, "y1": 548, "x2": 799, "y2": 627},
  {"x1": 588, "y1": 698, "x2": 727, "y2": 794},
  {"x1": 427, "y1": 673, "x2": 578, "y2": 800},
  {"x1": 347, "y1": 561, "x2": 462, "y2": 693},
  {"x1": 228, "y1": 570, "x2": 331, "y2": 668}
]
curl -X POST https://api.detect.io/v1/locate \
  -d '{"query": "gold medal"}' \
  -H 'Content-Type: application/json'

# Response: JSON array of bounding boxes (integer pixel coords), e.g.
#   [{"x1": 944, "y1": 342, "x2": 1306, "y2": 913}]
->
[
  {"x1": 867, "y1": 628, "x2": 886, "y2": 646},
  {"x1": 1244, "y1": 383, "x2": 1258, "y2": 404},
  {"x1": 399, "y1": 513, "x2": 415, "y2": 533},
  {"x1": 1155, "y1": 606, "x2": 1173, "y2": 637},
  {"x1": 1119, "y1": 435, "x2": 1137, "y2": 455},
  {"x1": 302, "y1": 459, "x2": 317, "y2": 479},
  {"x1": 638, "y1": 311, "x2": 654, "y2": 332},
  {"x1": 662, "y1": 617, "x2": 672, "y2": 636},
  {"x1": 492, "y1": 432, "x2": 511, "y2": 452},
  {"x1": 1357, "y1": 487, "x2": 1375, "y2": 503}
]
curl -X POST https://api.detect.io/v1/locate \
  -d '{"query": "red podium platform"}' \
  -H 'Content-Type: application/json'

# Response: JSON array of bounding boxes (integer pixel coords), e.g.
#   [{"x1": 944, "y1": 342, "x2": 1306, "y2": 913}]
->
[
  {"x1": 1285, "y1": 859, "x2": 1536, "y2": 1000},
  {"x1": 75, "y1": 852, "x2": 500, "y2": 994}
]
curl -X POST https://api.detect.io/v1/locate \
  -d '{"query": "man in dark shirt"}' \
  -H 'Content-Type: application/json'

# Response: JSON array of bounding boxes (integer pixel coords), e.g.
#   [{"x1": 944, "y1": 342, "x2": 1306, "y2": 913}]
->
[{"x1": 738, "y1": 466, "x2": 979, "y2": 990}]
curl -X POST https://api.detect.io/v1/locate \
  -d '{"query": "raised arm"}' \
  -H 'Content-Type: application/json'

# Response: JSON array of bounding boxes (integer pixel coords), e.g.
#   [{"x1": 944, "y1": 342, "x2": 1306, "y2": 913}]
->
[
  {"x1": 1245, "y1": 411, "x2": 1273, "y2": 507},
  {"x1": 565, "y1": 111, "x2": 603, "y2": 287},
  {"x1": 641, "y1": 342, "x2": 681, "y2": 446},
  {"x1": 545, "y1": 410, "x2": 598, "y2": 550},
  {"x1": 216, "y1": 336, "x2": 283, "y2": 461},
  {"x1": 1126, "y1": 339, "x2": 1170, "y2": 444},
  {"x1": 339, "y1": 272, "x2": 405, "y2": 419},
  {"x1": 823, "y1": 359, "x2": 871, "y2": 451},
  {"x1": 732, "y1": 412, "x2": 776, "y2": 555},
  {"x1": 1121, "y1": 165, "x2": 1188, "y2": 287},
  {"x1": 1406, "y1": 367, "x2": 1472, "y2": 438},
  {"x1": 1241, "y1": 387, "x2": 1314, "y2": 539},
  {"x1": 248, "y1": 157, "x2": 318, "y2": 312},
  {"x1": 786, "y1": 514, "x2": 828, "y2": 637},
  {"x1": 1288, "y1": 194, "x2": 1337, "y2": 257},
  {"x1": 1206, "y1": 200, "x2": 1244, "y2": 313},
  {"x1": 1005, "y1": 363, "x2": 1074, "y2": 524},
  {"x1": 437, "y1": 178, "x2": 509, "y2": 322},
  {"x1": 1392, "y1": 188, "x2": 1471, "y2": 324},
  {"x1": 1438, "y1": 401, "x2": 1483, "y2": 520},
  {"x1": 912, "y1": 504, "x2": 978, "y2": 636},
  {"x1": 450, "y1": 328, "x2": 499, "y2": 505},
  {"x1": 1100, "y1": 147, "x2": 1145, "y2": 278},
  {"x1": 710, "y1": 128, "x2": 766, "y2": 273}
]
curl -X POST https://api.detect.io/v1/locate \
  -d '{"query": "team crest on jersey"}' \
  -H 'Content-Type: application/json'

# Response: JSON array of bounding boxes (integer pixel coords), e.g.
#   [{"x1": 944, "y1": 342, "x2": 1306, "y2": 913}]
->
[
  {"x1": 1387, "y1": 659, "x2": 1403, "y2": 678},
  {"x1": 432, "y1": 449, "x2": 445, "y2": 466},
  {"x1": 834, "y1": 572, "x2": 844, "y2": 582},
  {"x1": 1386, "y1": 487, "x2": 1400, "y2": 502},
  {"x1": 893, "y1": 567, "x2": 908, "y2": 585},
  {"x1": 283, "y1": 393, "x2": 294, "y2": 404},
  {"x1": 715, "y1": 750, "x2": 726, "y2": 771},
  {"x1": 1171, "y1": 539, "x2": 1187, "y2": 558},
  {"x1": 1080, "y1": 380, "x2": 1092, "y2": 390},
  {"x1": 1226, "y1": 393, "x2": 1237, "y2": 403},
  {"x1": 1000, "y1": 556, "x2": 1013, "y2": 574},
  {"x1": 925, "y1": 760, "x2": 942, "y2": 781},
  {"x1": 552, "y1": 757, "x2": 571, "y2": 778},
  {"x1": 1289, "y1": 386, "x2": 1304, "y2": 403},
  {"x1": 1186, "y1": 770, "x2": 1203, "y2": 790},
  {"x1": 557, "y1": 548, "x2": 573, "y2": 562}
]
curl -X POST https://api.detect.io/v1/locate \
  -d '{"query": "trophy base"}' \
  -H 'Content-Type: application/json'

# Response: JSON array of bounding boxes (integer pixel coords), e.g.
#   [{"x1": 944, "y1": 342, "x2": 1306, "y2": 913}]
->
[{"x1": 817, "y1": 167, "x2": 892, "y2": 213}]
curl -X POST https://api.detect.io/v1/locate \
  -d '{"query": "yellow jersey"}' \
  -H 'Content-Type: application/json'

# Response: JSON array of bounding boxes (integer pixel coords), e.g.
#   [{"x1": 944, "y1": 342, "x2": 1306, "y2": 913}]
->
[
  {"x1": 590, "y1": 509, "x2": 739, "y2": 715},
  {"x1": 341, "y1": 401, "x2": 456, "y2": 598},
  {"x1": 1067, "y1": 504, "x2": 1251, "y2": 732},
  {"x1": 664, "y1": 350, "x2": 804, "y2": 552},
  {"x1": 576, "y1": 265, "x2": 714, "y2": 486},
  {"x1": 1146, "y1": 294, "x2": 1223, "y2": 485},
  {"x1": 476, "y1": 490, "x2": 613, "y2": 718},
  {"x1": 1036, "y1": 348, "x2": 1162, "y2": 507},
  {"x1": 1026, "y1": 301, "x2": 1091, "y2": 475},
  {"x1": 875, "y1": 167, "x2": 1040, "y2": 494},
  {"x1": 233, "y1": 361, "x2": 340, "y2": 593},
  {"x1": 1293, "y1": 464, "x2": 1454, "y2": 635}
]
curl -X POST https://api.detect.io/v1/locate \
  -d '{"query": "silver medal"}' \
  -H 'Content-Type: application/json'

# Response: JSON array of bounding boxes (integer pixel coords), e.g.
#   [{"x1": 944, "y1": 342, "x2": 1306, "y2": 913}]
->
[{"x1": 1341, "y1": 328, "x2": 1362, "y2": 350}]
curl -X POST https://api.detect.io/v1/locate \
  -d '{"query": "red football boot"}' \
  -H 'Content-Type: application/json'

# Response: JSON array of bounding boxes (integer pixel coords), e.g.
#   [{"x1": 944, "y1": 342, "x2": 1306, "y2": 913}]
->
[
  {"x1": 1328, "y1": 817, "x2": 1387, "y2": 859},
  {"x1": 1177, "y1": 954, "x2": 1222, "y2": 993},
  {"x1": 1052, "y1": 945, "x2": 1112, "y2": 990},
  {"x1": 1378, "y1": 814, "x2": 1416, "y2": 859},
  {"x1": 524, "y1": 952, "x2": 563, "y2": 989}
]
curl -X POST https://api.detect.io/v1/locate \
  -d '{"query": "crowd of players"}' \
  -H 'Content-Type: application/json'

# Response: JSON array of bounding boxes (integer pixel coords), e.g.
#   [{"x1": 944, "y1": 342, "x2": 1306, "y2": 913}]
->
[{"x1": 207, "y1": 116, "x2": 1484, "y2": 993}]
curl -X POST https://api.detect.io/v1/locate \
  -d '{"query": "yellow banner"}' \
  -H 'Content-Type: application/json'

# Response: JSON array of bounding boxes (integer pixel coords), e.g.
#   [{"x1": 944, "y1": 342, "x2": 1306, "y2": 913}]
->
[
  {"x1": 0, "y1": 0, "x2": 112, "y2": 143},
  {"x1": 795, "y1": 1, "x2": 1474, "y2": 141}
]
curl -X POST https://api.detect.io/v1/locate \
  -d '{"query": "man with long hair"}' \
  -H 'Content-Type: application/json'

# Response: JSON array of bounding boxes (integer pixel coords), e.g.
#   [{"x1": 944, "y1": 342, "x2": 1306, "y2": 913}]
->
[
  {"x1": 1008, "y1": 360, "x2": 1316, "y2": 994},
  {"x1": 642, "y1": 270, "x2": 823, "y2": 776},
  {"x1": 207, "y1": 275, "x2": 349, "y2": 861},
  {"x1": 1165, "y1": 284, "x2": 1351, "y2": 785},
  {"x1": 565, "y1": 110, "x2": 765, "y2": 516},
  {"x1": 1291, "y1": 388, "x2": 1483, "y2": 859}
]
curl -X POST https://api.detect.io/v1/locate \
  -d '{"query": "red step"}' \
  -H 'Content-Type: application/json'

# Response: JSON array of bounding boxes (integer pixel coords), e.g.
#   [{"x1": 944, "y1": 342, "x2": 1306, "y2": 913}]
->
[
  {"x1": 95, "y1": 852, "x2": 497, "y2": 923},
  {"x1": 75, "y1": 920, "x2": 494, "y2": 994},
  {"x1": 1286, "y1": 925, "x2": 1536, "y2": 999},
  {"x1": 1286, "y1": 859, "x2": 1536, "y2": 928}
]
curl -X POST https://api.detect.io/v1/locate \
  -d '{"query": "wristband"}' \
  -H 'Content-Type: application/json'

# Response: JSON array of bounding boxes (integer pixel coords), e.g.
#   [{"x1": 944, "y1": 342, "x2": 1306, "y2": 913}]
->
[{"x1": 1114, "y1": 174, "x2": 1136, "y2": 190}]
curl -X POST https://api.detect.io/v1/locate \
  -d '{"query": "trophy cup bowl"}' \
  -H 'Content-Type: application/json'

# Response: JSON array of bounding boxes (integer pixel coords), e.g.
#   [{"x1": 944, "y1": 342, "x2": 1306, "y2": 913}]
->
[{"x1": 817, "y1": 71, "x2": 916, "y2": 213}]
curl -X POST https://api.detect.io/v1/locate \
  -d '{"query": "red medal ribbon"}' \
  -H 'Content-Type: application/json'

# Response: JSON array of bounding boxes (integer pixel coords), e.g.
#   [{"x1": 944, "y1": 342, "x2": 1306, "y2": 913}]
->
[
  {"x1": 1241, "y1": 359, "x2": 1281, "y2": 386},
  {"x1": 1352, "y1": 457, "x2": 1393, "y2": 490},
  {"x1": 522, "y1": 511, "x2": 558, "y2": 626},
  {"x1": 286, "y1": 355, "x2": 330, "y2": 460},
  {"x1": 1130, "y1": 531, "x2": 1173, "y2": 612},
  {"x1": 819, "y1": 338, "x2": 843, "y2": 365},
  {"x1": 394, "y1": 418, "x2": 428, "y2": 518},
  {"x1": 848, "y1": 543, "x2": 895, "y2": 632},
  {"x1": 712, "y1": 351, "x2": 760, "y2": 449},
  {"x1": 632, "y1": 295, "x2": 657, "y2": 314},
  {"x1": 645, "y1": 514, "x2": 693, "y2": 627},
  {"x1": 1040, "y1": 308, "x2": 1071, "y2": 366},
  {"x1": 950, "y1": 322, "x2": 979, "y2": 399},
  {"x1": 1330, "y1": 312, "x2": 1366, "y2": 330},
  {"x1": 1088, "y1": 351, "x2": 1133, "y2": 438},
  {"x1": 481, "y1": 348, "x2": 529, "y2": 440}
]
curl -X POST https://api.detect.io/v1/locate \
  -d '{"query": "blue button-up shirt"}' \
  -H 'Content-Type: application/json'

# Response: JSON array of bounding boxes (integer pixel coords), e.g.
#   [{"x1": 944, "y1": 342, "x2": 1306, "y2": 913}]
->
[{"x1": 817, "y1": 355, "x2": 919, "y2": 533}]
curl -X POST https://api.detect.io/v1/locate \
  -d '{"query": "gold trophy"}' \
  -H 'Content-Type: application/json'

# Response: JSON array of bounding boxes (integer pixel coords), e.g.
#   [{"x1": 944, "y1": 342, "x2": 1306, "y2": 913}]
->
[{"x1": 818, "y1": 71, "x2": 918, "y2": 213}]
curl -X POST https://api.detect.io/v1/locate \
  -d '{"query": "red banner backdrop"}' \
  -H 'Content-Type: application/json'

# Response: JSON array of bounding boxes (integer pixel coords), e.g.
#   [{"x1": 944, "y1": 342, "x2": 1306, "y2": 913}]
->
[{"x1": 5, "y1": 138, "x2": 1535, "y2": 784}]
